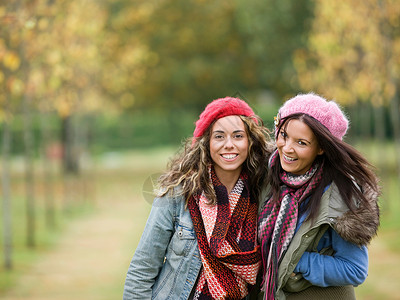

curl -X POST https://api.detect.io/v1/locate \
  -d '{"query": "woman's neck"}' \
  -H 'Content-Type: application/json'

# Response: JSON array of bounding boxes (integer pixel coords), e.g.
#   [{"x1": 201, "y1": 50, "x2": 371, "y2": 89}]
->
[{"x1": 214, "y1": 168, "x2": 241, "y2": 194}]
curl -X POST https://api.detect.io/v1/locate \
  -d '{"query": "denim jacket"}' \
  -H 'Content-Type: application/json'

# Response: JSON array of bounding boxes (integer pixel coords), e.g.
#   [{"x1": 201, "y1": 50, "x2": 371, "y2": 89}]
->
[{"x1": 123, "y1": 190, "x2": 202, "y2": 300}]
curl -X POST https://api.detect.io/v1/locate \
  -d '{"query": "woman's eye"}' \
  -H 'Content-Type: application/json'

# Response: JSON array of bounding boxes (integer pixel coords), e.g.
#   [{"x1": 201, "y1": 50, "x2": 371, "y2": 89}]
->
[
  {"x1": 234, "y1": 134, "x2": 243, "y2": 139},
  {"x1": 280, "y1": 131, "x2": 287, "y2": 138},
  {"x1": 298, "y1": 141, "x2": 307, "y2": 146},
  {"x1": 214, "y1": 134, "x2": 224, "y2": 139}
]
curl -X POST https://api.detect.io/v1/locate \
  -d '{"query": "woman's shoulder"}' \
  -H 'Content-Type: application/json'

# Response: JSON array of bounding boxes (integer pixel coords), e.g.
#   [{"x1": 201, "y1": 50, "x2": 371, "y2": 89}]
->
[
  {"x1": 323, "y1": 182, "x2": 360, "y2": 219},
  {"x1": 323, "y1": 183, "x2": 346, "y2": 215},
  {"x1": 152, "y1": 185, "x2": 186, "y2": 207},
  {"x1": 325, "y1": 182, "x2": 379, "y2": 246}
]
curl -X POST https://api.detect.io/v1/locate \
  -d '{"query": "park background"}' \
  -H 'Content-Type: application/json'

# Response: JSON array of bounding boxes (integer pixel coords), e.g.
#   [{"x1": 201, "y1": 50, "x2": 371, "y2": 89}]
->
[{"x1": 1, "y1": 0, "x2": 400, "y2": 299}]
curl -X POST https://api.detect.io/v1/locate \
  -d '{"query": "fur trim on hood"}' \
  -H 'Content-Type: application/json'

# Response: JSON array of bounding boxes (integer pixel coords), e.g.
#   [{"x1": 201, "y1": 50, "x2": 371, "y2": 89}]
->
[{"x1": 333, "y1": 183, "x2": 380, "y2": 247}]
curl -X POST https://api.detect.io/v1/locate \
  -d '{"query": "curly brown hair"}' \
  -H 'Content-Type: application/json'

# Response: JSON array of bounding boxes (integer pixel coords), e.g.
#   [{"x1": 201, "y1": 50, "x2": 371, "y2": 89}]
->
[{"x1": 158, "y1": 115, "x2": 274, "y2": 205}]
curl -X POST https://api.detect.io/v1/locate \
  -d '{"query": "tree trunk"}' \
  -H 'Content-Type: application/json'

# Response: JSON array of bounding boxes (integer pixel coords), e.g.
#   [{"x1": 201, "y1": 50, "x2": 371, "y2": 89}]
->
[
  {"x1": 359, "y1": 101, "x2": 372, "y2": 139},
  {"x1": 2, "y1": 109, "x2": 13, "y2": 270},
  {"x1": 40, "y1": 112, "x2": 56, "y2": 229},
  {"x1": 19, "y1": 25, "x2": 36, "y2": 247},
  {"x1": 61, "y1": 115, "x2": 79, "y2": 174},
  {"x1": 23, "y1": 93, "x2": 36, "y2": 248},
  {"x1": 389, "y1": 85, "x2": 400, "y2": 181},
  {"x1": 61, "y1": 115, "x2": 80, "y2": 212},
  {"x1": 372, "y1": 103, "x2": 386, "y2": 141},
  {"x1": 347, "y1": 103, "x2": 360, "y2": 142}
]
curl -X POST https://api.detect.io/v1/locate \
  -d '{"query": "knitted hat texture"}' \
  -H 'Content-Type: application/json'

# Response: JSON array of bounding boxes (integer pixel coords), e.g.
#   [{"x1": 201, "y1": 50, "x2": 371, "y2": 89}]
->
[
  {"x1": 193, "y1": 97, "x2": 255, "y2": 138},
  {"x1": 278, "y1": 93, "x2": 349, "y2": 140}
]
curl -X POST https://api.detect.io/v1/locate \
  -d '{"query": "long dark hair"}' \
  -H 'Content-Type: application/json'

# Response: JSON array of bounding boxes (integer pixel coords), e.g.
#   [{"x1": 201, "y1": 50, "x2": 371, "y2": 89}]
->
[{"x1": 270, "y1": 113, "x2": 380, "y2": 221}]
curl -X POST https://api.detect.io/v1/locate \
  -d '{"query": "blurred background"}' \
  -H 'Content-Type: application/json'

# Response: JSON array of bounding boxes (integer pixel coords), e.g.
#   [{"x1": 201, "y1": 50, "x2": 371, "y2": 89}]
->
[{"x1": 0, "y1": 0, "x2": 399, "y2": 299}]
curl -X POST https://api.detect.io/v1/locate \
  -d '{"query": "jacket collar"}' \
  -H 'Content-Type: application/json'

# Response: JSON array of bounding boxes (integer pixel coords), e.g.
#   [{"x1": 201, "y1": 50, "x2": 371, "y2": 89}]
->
[{"x1": 324, "y1": 182, "x2": 380, "y2": 246}]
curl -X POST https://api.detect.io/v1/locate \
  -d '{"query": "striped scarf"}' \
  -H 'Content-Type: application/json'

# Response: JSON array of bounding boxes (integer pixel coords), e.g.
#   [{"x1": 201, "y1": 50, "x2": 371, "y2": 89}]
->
[
  {"x1": 188, "y1": 166, "x2": 261, "y2": 300},
  {"x1": 258, "y1": 150, "x2": 323, "y2": 299}
]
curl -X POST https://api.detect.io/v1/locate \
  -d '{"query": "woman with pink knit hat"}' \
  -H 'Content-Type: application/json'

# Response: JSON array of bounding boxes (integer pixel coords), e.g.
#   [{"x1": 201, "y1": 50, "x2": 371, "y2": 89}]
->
[
  {"x1": 257, "y1": 93, "x2": 380, "y2": 299},
  {"x1": 123, "y1": 96, "x2": 274, "y2": 299}
]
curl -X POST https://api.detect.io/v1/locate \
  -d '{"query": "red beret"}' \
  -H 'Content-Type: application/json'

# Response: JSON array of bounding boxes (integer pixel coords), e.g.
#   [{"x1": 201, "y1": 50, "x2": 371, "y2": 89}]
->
[{"x1": 193, "y1": 97, "x2": 256, "y2": 139}]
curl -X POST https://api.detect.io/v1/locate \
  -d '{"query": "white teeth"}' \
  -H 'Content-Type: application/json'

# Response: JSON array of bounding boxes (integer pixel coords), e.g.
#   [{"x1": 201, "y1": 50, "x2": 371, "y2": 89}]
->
[
  {"x1": 222, "y1": 154, "x2": 237, "y2": 159},
  {"x1": 284, "y1": 154, "x2": 296, "y2": 161}
]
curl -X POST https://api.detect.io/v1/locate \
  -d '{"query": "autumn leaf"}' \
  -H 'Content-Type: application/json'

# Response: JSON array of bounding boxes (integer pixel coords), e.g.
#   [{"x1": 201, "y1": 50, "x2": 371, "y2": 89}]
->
[{"x1": 3, "y1": 51, "x2": 20, "y2": 71}]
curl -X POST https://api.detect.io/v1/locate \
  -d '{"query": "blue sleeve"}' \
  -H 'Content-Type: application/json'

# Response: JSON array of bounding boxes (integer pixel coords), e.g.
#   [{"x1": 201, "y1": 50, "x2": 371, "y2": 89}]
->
[
  {"x1": 123, "y1": 196, "x2": 175, "y2": 299},
  {"x1": 294, "y1": 228, "x2": 369, "y2": 287}
]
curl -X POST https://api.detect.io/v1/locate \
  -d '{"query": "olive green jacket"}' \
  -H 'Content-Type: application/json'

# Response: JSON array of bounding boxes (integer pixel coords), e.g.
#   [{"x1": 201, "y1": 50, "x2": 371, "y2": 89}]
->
[{"x1": 258, "y1": 182, "x2": 379, "y2": 300}]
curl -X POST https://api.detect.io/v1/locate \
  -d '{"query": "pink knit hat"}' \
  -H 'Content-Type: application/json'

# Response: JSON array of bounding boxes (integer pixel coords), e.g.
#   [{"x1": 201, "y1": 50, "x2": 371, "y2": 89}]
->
[
  {"x1": 277, "y1": 93, "x2": 349, "y2": 140},
  {"x1": 193, "y1": 97, "x2": 255, "y2": 139}
]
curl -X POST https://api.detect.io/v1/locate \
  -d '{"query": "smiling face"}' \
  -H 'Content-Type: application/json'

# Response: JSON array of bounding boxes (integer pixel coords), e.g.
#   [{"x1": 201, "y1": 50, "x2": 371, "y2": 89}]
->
[
  {"x1": 276, "y1": 119, "x2": 324, "y2": 175},
  {"x1": 210, "y1": 115, "x2": 249, "y2": 180}
]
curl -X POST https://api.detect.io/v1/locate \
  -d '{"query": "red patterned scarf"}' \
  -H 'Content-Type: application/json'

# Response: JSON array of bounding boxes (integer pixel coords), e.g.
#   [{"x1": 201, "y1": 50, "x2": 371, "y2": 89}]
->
[
  {"x1": 258, "y1": 150, "x2": 323, "y2": 299},
  {"x1": 188, "y1": 166, "x2": 261, "y2": 300}
]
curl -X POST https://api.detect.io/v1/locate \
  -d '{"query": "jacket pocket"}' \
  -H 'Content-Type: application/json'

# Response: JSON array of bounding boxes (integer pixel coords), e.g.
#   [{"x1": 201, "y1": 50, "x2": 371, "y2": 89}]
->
[
  {"x1": 170, "y1": 223, "x2": 196, "y2": 257},
  {"x1": 284, "y1": 273, "x2": 312, "y2": 293}
]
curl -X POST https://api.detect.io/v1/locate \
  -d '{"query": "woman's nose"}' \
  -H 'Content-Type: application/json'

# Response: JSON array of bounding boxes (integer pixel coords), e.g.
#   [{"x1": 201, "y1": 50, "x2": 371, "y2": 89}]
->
[
  {"x1": 282, "y1": 140, "x2": 293, "y2": 152},
  {"x1": 224, "y1": 137, "x2": 234, "y2": 148}
]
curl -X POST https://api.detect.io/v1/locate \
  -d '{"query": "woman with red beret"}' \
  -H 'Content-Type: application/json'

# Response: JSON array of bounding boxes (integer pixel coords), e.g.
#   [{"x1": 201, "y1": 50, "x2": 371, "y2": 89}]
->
[{"x1": 123, "y1": 97, "x2": 274, "y2": 300}]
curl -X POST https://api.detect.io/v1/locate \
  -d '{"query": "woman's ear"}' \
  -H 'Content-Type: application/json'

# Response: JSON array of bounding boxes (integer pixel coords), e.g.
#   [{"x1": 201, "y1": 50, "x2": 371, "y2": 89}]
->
[{"x1": 318, "y1": 148, "x2": 324, "y2": 155}]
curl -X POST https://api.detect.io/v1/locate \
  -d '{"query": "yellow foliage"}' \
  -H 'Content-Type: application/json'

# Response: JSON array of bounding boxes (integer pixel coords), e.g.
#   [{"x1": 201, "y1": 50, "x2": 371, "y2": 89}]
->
[
  {"x1": 57, "y1": 100, "x2": 71, "y2": 119},
  {"x1": 81, "y1": 89, "x2": 103, "y2": 112},
  {"x1": 294, "y1": 0, "x2": 400, "y2": 106},
  {"x1": 120, "y1": 93, "x2": 135, "y2": 109},
  {"x1": 7, "y1": 77, "x2": 24, "y2": 96},
  {"x1": 38, "y1": 18, "x2": 49, "y2": 30},
  {"x1": 3, "y1": 51, "x2": 20, "y2": 71},
  {"x1": 0, "y1": 6, "x2": 6, "y2": 18}
]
